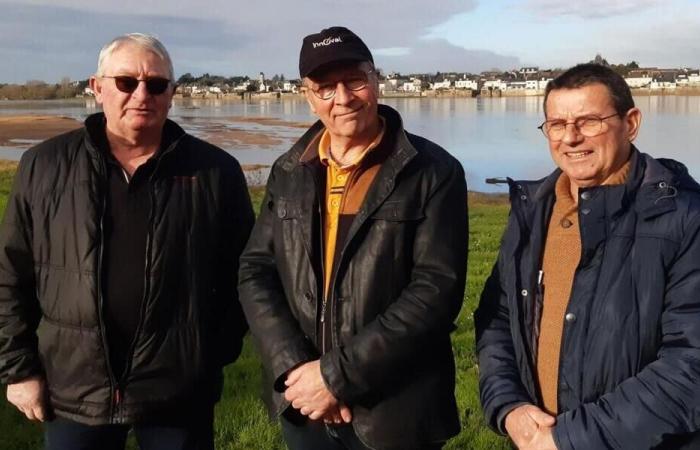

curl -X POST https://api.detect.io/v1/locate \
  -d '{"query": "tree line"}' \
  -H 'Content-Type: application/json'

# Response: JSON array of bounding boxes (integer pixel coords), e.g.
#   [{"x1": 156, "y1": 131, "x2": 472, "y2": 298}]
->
[{"x1": 0, "y1": 78, "x2": 89, "y2": 101}]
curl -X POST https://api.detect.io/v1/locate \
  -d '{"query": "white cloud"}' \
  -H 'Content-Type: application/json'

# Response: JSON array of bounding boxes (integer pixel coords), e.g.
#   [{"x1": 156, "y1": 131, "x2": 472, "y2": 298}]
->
[
  {"x1": 523, "y1": 0, "x2": 663, "y2": 19},
  {"x1": 376, "y1": 39, "x2": 520, "y2": 74},
  {"x1": 373, "y1": 48, "x2": 411, "y2": 57}
]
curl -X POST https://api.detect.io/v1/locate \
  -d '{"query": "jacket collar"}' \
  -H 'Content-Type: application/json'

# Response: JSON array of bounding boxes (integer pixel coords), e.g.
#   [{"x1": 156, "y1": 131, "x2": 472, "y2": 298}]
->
[
  {"x1": 509, "y1": 146, "x2": 698, "y2": 221},
  {"x1": 280, "y1": 104, "x2": 417, "y2": 175},
  {"x1": 83, "y1": 112, "x2": 187, "y2": 160}
]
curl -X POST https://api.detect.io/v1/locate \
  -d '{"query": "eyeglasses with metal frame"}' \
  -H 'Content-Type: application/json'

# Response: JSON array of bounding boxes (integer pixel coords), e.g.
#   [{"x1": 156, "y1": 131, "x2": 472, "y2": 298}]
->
[
  {"x1": 306, "y1": 70, "x2": 374, "y2": 100},
  {"x1": 538, "y1": 113, "x2": 620, "y2": 141},
  {"x1": 100, "y1": 76, "x2": 172, "y2": 95}
]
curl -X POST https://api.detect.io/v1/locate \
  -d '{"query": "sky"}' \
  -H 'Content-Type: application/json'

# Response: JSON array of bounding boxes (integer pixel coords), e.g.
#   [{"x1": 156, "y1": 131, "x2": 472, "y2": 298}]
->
[{"x1": 1, "y1": 0, "x2": 698, "y2": 83}]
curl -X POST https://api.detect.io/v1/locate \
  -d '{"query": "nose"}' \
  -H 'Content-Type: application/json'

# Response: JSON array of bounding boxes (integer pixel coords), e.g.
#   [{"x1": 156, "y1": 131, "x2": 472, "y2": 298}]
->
[
  {"x1": 561, "y1": 122, "x2": 584, "y2": 145},
  {"x1": 131, "y1": 80, "x2": 151, "y2": 100},
  {"x1": 333, "y1": 81, "x2": 355, "y2": 105}
]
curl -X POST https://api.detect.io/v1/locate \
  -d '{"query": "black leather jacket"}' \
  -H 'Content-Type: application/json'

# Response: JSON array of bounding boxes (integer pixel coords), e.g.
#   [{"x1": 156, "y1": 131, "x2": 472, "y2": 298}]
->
[
  {"x1": 0, "y1": 113, "x2": 254, "y2": 425},
  {"x1": 239, "y1": 105, "x2": 468, "y2": 450}
]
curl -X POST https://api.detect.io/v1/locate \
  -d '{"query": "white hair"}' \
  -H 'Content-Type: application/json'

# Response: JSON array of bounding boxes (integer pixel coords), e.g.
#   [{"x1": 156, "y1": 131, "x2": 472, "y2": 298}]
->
[{"x1": 96, "y1": 33, "x2": 174, "y2": 80}]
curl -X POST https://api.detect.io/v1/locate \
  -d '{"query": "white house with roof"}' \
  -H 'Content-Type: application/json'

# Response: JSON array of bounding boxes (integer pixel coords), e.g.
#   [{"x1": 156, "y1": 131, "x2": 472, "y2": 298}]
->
[
  {"x1": 483, "y1": 79, "x2": 507, "y2": 91},
  {"x1": 281, "y1": 81, "x2": 298, "y2": 93},
  {"x1": 431, "y1": 79, "x2": 452, "y2": 90},
  {"x1": 455, "y1": 79, "x2": 478, "y2": 90},
  {"x1": 233, "y1": 81, "x2": 251, "y2": 92},
  {"x1": 625, "y1": 76, "x2": 652, "y2": 88},
  {"x1": 506, "y1": 81, "x2": 527, "y2": 90},
  {"x1": 401, "y1": 78, "x2": 423, "y2": 92}
]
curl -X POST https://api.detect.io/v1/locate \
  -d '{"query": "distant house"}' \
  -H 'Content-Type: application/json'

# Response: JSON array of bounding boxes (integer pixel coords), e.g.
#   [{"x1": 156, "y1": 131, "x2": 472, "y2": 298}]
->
[
  {"x1": 233, "y1": 81, "x2": 252, "y2": 92},
  {"x1": 401, "y1": 78, "x2": 423, "y2": 93},
  {"x1": 482, "y1": 79, "x2": 507, "y2": 91},
  {"x1": 519, "y1": 66, "x2": 539, "y2": 76},
  {"x1": 650, "y1": 72, "x2": 677, "y2": 89},
  {"x1": 83, "y1": 87, "x2": 95, "y2": 96},
  {"x1": 538, "y1": 78, "x2": 553, "y2": 90},
  {"x1": 506, "y1": 81, "x2": 527, "y2": 90},
  {"x1": 431, "y1": 79, "x2": 452, "y2": 90},
  {"x1": 455, "y1": 78, "x2": 478, "y2": 90},
  {"x1": 689, "y1": 73, "x2": 700, "y2": 85},
  {"x1": 625, "y1": 75, "x2": 652, "y2": 88},
  {"x1": 282, "y1": 81, "x2": 298, "y2": 93}
]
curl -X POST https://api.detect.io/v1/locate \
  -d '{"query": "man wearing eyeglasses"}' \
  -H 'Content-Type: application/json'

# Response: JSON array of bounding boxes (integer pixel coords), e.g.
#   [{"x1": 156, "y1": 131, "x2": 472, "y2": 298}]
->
[
  {"x1": 239, "y1": 26, "x2": 467, "y2": 450},
  {"x1": 0, "y1": 33, "x2": 254, "y2": 449},
  {"x1": 476, "y1": 63, "x2": 700, "y2": 449}
]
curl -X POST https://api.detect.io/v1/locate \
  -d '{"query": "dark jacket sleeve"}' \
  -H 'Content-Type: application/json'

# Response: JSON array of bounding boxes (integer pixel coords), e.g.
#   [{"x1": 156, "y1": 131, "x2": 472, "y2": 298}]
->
[
  {"x1": 474, "y1": 211, "x2": 534, "y2": 434},
  {"x1": 553, "y1": 215, "x2": 700, "y2": 450},
  {"x1": 0, "y1": 152, "x2": 42, "y2": 384},
  {"x1": 237, "y1": 162, "x2": 318, "y2": 391},
  {"x1": 319, "y1": 159, "x2": 468, "y2": 403},
  {"x1": 214, "y1": 158, "x2": 255, "y2": 367}
]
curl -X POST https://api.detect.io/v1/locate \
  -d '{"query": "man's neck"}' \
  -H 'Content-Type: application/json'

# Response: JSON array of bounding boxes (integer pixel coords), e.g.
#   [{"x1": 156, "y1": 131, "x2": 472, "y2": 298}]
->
[
  {"x1": 105, "y1": 126, "x2": 161, "y2": 175},
  {"x1": 328, "y1": 118, "x2": 381, "y2": 166}
]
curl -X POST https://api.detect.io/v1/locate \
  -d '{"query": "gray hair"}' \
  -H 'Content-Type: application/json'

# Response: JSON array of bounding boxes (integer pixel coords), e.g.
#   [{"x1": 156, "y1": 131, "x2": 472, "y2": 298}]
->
[{"x1": 96, "y1": 33, "x2": 174, "y2": 81}]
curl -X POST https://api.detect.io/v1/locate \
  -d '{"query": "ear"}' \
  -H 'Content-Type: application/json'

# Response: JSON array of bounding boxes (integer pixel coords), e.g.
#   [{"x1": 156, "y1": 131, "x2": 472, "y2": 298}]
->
[
  {"x1": 304, "y1": 89, "x2": 317, "y2": 115},
  {"x1": 624, "y1": 107, "x2": 642, "y2": 142},
  {"x1": 89, "y1": 76, "x2": 103, "y2": 103}
]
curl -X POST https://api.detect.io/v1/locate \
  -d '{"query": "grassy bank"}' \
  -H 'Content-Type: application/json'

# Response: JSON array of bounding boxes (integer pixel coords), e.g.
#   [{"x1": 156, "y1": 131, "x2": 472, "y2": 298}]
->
[{"x1": 0, "y1": 162, "x2": 511, "y2": 450}]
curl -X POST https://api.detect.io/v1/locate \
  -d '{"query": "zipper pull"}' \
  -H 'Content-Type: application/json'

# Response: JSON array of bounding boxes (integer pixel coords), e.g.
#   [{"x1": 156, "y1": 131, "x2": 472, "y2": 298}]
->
[
  {"x1": 320, "y1": 302, "x2": 327, "y2": 323},
  {"x1": 114, "y1": 388, "x2": 122, "y2": 406}
]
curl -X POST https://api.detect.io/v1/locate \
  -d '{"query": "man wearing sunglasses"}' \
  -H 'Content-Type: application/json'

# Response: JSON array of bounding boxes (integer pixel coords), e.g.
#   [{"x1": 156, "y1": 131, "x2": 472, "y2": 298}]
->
[
  {"x1": 239, "y1": 26, "x2": 468, "y2": 450},
  {"x1": 476, "y1": 63, "x2": 700, "y2": 449},
  {"x1": 0, "y1": 33, "x2": 254, "y2": 449}
]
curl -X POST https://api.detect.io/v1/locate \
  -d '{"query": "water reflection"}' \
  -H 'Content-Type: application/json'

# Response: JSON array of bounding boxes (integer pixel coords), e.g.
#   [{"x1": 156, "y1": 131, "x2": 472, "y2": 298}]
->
[{"x1": 0, "y1": 96, "x2": 698, "y2": 192}]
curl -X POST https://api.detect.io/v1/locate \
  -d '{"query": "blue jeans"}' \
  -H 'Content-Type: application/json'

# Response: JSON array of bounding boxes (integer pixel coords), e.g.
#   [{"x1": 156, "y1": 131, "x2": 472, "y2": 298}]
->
[
  {"x1": 280, "y1": 415, "x2": 444, "y2": 450},
  {"x1": 44, "y1": 405, "x2": 214, "y2": 450}
]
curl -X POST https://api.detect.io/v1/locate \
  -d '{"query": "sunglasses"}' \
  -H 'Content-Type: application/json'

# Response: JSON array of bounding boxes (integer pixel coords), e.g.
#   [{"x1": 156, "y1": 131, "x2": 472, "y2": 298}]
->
[{"x1": 101, "y1": 76, "x2": 172, "y2": 95}]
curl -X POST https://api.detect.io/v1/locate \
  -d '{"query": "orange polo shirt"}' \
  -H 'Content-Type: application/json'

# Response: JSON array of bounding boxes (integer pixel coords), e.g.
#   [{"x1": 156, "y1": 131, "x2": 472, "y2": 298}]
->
[{"x1": 318, "y1": 119, "x2": 385, "y2": 296}]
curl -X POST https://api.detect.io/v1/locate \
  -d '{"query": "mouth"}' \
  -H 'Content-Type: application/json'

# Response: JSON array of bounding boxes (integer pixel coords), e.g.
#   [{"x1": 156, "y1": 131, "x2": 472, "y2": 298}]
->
[
  {"x1": 128, "y1": 108, "x2": 153, "y2": 114},
  {"x1": 335, "y1": 106, "x2": 363, "y2": 118},
  {"x1": 565, "y1": 150, "x2": 593, "y2": 160}
]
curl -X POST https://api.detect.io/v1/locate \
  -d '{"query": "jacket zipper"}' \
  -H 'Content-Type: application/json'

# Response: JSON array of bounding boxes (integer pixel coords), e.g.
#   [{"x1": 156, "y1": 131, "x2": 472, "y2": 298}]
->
[
  {"x1": 117, "y1": 141, "x2": 176, "y2": 386},
  {"x1": 93, "y1": 151, "x2": 120, "y2": 424},
  {"x1": 304, "y1": 163, "x2": 327, "y2": 352}
]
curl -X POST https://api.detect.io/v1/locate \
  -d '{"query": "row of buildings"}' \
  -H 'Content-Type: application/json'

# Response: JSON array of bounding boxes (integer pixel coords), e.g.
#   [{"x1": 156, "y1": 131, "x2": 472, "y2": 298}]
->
[
  {"x1": 83, "y1": 66, "x2": 700, "y2": 98},
  {"x1": 379, "y1": 67, "x2": 700, "y2": 96}
]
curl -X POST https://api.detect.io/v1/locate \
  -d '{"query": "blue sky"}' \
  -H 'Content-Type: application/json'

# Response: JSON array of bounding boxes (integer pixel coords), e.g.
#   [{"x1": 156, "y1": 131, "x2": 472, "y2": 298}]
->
[{"x1": 1, "y1": 0, "x2": 698, "y2": 83}]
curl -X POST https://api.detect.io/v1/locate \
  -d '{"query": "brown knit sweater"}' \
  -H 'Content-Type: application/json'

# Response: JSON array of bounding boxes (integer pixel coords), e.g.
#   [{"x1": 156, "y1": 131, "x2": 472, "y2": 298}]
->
[{"x1": 536, "y1": 161, "x2": 631, "y2": 414}]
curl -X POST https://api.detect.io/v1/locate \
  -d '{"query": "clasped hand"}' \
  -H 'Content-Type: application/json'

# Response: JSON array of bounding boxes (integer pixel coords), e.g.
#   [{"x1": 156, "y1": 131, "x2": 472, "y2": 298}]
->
[
  {"x1": 284, "y1": 360, "x2": 352, "y2": 424},
  {"x1": 505, "y1": 404, "x2": 557, "y2": 450}
]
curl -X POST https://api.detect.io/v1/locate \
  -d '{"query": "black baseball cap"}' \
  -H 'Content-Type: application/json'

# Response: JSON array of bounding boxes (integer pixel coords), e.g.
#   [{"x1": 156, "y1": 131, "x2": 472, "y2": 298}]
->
[{"x1": 299, "y1": 26, "x2": 373, "y2": 78}]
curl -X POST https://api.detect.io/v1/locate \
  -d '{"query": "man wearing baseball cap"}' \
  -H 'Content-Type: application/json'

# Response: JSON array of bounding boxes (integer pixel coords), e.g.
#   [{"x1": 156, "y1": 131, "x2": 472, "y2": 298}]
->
[{"x1": 239, "y1": 26, "x2": 468, "y2": 449}]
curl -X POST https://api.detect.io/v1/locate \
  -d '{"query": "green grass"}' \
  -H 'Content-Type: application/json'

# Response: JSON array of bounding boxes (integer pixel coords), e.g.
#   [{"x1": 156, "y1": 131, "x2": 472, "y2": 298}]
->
[{"x1": 0, "y1": 163, "x2": 512, "y2": 450}]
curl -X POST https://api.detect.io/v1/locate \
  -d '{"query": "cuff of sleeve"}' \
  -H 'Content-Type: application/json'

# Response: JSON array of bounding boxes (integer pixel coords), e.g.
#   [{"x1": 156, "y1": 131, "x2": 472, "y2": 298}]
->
[
  {"x1": 553, "y1": 420, "x2": 571, "y2": 450},
  {"x1": 496, "y1": 402, "x2": 530, "y2": 435},
  {"x1": 319, "y1": 351, "x2": 348, "y2": 402},
  {"x1": 0, "y1": 352, "x2": 42, "y2": 385},
  {"x1": 271, "y1": 340, "x2": 317, "y2": 393}
]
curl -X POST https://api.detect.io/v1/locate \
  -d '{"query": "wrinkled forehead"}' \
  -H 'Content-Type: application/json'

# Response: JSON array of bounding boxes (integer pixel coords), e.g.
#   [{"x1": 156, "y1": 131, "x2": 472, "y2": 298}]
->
[{"x1": 545, "y1": 83, "x2": 615, "y2": 117}]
